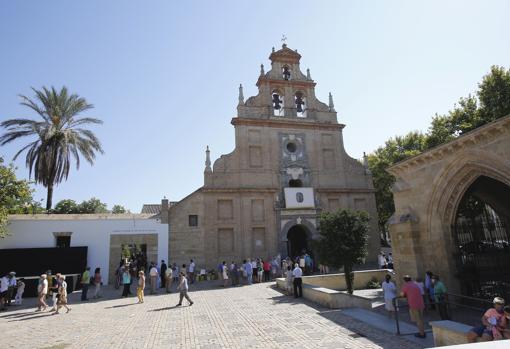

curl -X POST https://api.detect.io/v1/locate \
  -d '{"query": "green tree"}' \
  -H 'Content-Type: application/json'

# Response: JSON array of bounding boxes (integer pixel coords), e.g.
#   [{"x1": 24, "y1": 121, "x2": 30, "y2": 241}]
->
[
  {"x1": 0, "y1": 86, "x2": 104, "y2": 210},
  {"x1": 368, "y1": 65, "x2": 510, "y2": 242},
  {"x1": 367, "y1": 132, "x2": 427, "y2": 242},
  {"x1": 477, "y1": 65, "x2": 510, "y2": 124},
  {"x1": 315, "y1": 209, "x2": 369, "y2": 294},
  {"x1": 53, "y1": 199, "x2": 79, "y2": 214},
  {"x1": 111, "y1": 205, "x2": 127, "y2": 214},
  {"x1": 77, "y1": 197, "x2": 108, "y2": 214},
  {"x1": 0, "y1": 157, "x2": 42, "y2": 237}
]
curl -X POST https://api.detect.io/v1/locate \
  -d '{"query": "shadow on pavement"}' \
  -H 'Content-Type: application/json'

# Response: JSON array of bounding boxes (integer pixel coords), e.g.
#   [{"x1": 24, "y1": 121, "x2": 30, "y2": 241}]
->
[{"x1": 148, "y1": 305, "x2": 181, "y2": 312}]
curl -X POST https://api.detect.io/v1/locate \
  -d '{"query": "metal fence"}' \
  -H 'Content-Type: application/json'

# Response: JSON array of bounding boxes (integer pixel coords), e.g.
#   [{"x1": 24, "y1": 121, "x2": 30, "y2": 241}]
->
[{"x1": 392, "y1": 293, "x2": 494, "y2": 335}]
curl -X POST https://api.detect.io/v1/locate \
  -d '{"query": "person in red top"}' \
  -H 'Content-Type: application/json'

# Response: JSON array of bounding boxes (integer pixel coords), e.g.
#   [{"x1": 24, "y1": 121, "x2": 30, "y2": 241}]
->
[
  {"x1": 263, "y1": 260, "x2": 271, "y2": 282},
  {"x1": 400, "y1": 275, "x2": 426, "y2": 338}
]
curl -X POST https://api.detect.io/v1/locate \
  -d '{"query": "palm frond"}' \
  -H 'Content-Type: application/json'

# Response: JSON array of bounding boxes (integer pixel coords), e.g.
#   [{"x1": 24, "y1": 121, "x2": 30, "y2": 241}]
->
[{"x1": 1, "y1": 85, "x2": 104, "y2": 194}]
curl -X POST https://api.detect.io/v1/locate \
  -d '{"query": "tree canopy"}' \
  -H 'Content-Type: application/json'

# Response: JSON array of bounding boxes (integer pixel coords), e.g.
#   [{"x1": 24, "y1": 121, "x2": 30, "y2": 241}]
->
[
  {"x1": 315, "y1": 209, "x2": 369, "y2": 294},
  {"x1": 368, "y1": 66, "x2": 510, "y2": 241},
  {"x1": 52, "y1": 198, "x2": 127, "y2": 214},
  {"x1": 0, "y1": 86, "x2": 104, "y2": 210},
  {"x1": 0, "y1": 157, "x2": 42, "y2": 237}
]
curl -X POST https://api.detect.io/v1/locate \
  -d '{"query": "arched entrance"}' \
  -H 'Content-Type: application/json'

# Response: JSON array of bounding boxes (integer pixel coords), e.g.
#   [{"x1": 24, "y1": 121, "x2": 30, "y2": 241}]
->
[
  {"x1": 287, "y1": 225, "x2": 309, "y2": 259},
  {"x1": 451, "y1": 176, "x2": 510, "y2": 300}
]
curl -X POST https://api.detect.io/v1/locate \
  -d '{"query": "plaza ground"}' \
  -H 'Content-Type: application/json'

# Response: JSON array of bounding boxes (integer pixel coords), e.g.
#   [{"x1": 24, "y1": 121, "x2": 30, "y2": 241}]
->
[{"x1": 0, "y1": 281, "x2": 424, "y2": 349}]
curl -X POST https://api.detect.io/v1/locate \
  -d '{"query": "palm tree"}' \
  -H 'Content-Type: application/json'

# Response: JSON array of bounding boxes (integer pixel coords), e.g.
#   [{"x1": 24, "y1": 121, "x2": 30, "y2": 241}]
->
[{"x1": 0, "y1": 86, "x2": 104, "y2": 210}]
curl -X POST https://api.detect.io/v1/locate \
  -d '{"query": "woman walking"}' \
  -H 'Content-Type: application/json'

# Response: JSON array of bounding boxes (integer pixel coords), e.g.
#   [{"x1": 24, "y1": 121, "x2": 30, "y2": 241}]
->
[
  {"x1": 36, "y1": 274, "x2": 48, "y2": 311},
  {"x1": 137, "y1": 271, "x2": 145, "y2": 304},
  {"x1": 50, "y1": 273, "x2": 61, "y2": 311},
  {"x1": 55, "y1": 275, "x2": 71, "y2": 314},
  {"x1": 93, "y1": 268, "x2": 102, "y2": 299}
]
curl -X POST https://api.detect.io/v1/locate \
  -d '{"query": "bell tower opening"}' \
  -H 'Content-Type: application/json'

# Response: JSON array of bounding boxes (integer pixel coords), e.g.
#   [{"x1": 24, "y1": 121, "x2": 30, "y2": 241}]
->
[
  {"x1": 289, "y1": 179, "x2": 302, "y2": 187},
  {"x1": 295, "y1": 91, "x2": 306, "y2": 117},
  {"x1": 282, "y1": 65, "x2": 291, "y2": 80},
  {"x1": 272, "y1": 90, "x2": 284, "y2": 116}
]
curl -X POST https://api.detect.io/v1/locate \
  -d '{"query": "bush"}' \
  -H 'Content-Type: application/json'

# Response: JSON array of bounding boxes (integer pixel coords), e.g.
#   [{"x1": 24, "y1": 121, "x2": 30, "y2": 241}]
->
[{"x1": 366, "y1": 277, "x2": 381, "y2": 289}]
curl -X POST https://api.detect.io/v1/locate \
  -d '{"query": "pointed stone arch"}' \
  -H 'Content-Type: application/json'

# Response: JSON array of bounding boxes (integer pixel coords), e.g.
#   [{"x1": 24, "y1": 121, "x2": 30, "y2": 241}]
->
[{"x1": 426, "y1": 149, "x2": 510, "y2": 236}]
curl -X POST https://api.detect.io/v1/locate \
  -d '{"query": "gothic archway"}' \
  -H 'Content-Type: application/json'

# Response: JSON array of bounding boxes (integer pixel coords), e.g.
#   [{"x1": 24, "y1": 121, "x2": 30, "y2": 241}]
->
[{"x1": 451, "y1": 176, "x2": 510, "y2": 300}]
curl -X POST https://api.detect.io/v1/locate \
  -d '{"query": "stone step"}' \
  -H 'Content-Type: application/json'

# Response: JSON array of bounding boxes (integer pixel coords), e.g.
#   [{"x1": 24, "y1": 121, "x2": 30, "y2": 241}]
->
[{"x1": 341, "y1": 307, "x2": 435, "y2": 348}]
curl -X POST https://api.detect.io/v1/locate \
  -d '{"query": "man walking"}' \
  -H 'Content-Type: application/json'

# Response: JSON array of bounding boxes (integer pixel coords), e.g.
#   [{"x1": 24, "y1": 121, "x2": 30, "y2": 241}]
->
[
  {"x1": 176, "y1": 272, "x2": 193, "y2": 307},
  {"x1": 160, "y1": 260, "x2": 167, "y2": 288},
  {"x1": 400, "y1": 275, "x2": 426, "y2": 338},
  {"x1": 293, "y1": 263, "x2": 303, "y2": 298},
  {"x1": 80, "y1": 267, "x2": 90, "y2": 301}
]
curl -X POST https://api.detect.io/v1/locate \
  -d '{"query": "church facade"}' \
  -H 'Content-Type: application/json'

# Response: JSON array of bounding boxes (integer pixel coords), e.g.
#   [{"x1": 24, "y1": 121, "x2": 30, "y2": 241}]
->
[{"x1": 162, "y1": 45, "x2": 380, "y2": 268}]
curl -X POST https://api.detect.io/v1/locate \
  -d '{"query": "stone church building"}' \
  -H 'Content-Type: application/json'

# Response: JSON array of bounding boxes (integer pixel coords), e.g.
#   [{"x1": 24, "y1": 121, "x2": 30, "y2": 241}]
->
[
  {"x1": 160, "y1": 45, "x2": 380, "y2": 269},
  {"x1": 388, "y1": 114, "x2": 510, "y2": 299}
]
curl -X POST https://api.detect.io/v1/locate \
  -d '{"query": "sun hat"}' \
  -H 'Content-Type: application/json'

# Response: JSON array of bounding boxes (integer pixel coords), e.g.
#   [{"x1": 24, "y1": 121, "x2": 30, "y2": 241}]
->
[{"x1": 493, "y1": 297, "x2": 505, "y2": 304}]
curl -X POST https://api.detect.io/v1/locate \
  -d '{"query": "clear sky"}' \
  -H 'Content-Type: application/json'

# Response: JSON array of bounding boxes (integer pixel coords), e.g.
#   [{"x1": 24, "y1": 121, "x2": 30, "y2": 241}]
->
[{"x1": 1, "y1": 1, "x2": 509, "y2": 212}]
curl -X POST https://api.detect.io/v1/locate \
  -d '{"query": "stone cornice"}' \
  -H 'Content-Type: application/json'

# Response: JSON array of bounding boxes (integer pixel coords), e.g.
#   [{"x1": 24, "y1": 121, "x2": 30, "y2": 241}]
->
[
  {"x1": 8, "y1": 213, "x2": 156, "y2": 221},
  {"x1": 231, "y1": 117, "x2": 345, "y2": 131},
  {"x1": 388, "y1": 114, "x2": 510, "y2": 176},
  {"x1": 256, "y1": 77, "x2": 316, "y2": 88},
  {"x1": 202, "y1": 188, "x2": 279, "y2": 193},
  {"x1": 316, "y1": 188, "x2": 376, "y2": 194}
]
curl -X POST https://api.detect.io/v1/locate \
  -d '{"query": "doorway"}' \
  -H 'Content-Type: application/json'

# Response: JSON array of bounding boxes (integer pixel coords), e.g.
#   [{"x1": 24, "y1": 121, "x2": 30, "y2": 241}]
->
[
  {"x1": 451, "y1": 176, "x2": 510, "y2": 300},
  {"x1": 287, "y1": 225, "x2": 309, "y2": 259}
]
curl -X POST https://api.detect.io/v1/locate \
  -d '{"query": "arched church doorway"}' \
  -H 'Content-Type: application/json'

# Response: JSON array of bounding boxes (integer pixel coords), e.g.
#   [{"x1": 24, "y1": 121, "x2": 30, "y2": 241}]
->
[
  {"x1": 287, "y1": 225, "x2": 309, "y2": 259},
  {"x1": 451, "y1": 176, "x2": 510, "y2": 300}
]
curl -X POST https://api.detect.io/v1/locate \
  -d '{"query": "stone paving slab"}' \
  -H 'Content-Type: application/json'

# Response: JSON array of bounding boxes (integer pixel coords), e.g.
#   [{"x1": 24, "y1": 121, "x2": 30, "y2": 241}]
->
[{"x1": 0, "y1": 282, "x2": 423, "y2": 349}]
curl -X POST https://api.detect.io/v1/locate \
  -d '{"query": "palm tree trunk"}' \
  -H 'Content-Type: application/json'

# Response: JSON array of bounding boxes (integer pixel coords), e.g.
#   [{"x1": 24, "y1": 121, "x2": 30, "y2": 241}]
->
[{"x1": 46, "y1": 184, "x2": 53, "y2": 211}]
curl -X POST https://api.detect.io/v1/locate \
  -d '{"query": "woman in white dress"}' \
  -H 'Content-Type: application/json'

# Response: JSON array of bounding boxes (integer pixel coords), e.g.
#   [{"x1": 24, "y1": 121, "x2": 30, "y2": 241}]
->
[
  {"x1": 222, "y1": 261, "x2": 229, "y2": 287},
  {"x1": 382, "y1": 274, "x2": 397, "y2": 318}
]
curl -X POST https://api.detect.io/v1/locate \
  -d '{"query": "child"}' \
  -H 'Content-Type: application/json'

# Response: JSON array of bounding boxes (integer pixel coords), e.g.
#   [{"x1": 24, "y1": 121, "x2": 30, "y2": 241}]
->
[
  {"x1": 285, "y1": 266, "x2": 293, "y2": 296},
  {"x1": 14, "y1": 278, "x2": 25, "y2": 305},
  {"x1": 137, "y1": 271, "x2": 145, "y2": 304}
]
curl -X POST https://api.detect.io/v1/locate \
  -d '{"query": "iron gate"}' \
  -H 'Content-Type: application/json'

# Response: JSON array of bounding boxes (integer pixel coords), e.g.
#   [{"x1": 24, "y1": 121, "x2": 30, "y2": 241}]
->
[{"x1": 452, "y1": 203, "x2": 510, "y2": 301}]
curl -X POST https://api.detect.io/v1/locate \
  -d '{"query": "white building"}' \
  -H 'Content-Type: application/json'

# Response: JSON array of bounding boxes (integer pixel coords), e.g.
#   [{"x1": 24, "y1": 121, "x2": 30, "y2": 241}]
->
[{"x1": 2, "y1": 214, "x2": 168, "y2": 284}]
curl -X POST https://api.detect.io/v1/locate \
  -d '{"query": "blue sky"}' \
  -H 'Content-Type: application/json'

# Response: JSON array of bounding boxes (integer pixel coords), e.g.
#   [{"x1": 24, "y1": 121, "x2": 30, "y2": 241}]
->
[{"x1": 1, "y1": 1, "x2": 509, "y2": 212}]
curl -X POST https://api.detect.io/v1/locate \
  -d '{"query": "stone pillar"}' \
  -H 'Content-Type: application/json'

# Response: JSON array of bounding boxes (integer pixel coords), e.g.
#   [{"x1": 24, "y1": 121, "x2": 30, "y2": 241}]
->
[
  {"x1": 161, "y1": 198, "x2": 169, "y2": 224},
  {"x1": 389, "y1": 220, "x2": 421, "y2": 287}
]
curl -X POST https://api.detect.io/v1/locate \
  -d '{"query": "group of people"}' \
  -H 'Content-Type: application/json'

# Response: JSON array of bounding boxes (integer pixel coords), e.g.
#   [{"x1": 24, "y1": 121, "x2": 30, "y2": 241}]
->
[
  {"x1": 382, "y1": 272, "x2": 449, "y2": 338},
  {"x1": 79, "y1": 267, "x2": 103, "y2": 301},
  {"x1": 217, "y1": 257, "x2": 282, "y2": 287},
  {"x1": 378, "y1": 251, "x2": 394, "y2": 269},
  {"x1": 0, "y1": 272, "x2": 24, "y2": 309},
  {"x1": 36, "y1": 272, "x2": 71, "y2": 314},
  {"x1": 467, "y1": 297, "x2": 510, "y2": 342},
  {"x1": 113, "y1": 262, "x2": 193, "y2": 307}
]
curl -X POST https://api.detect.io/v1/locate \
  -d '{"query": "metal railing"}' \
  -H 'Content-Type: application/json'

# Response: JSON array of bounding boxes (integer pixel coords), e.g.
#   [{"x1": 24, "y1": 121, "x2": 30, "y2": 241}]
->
[{"x1": 392, "y1": 292, "x2": 494, "y2": 335}]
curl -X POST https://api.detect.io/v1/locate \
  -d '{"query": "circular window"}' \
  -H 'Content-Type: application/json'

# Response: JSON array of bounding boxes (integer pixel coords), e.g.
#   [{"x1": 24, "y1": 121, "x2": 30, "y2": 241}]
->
[{"x1": 286, "y1": 142, "x2": 297, "y2": 153}]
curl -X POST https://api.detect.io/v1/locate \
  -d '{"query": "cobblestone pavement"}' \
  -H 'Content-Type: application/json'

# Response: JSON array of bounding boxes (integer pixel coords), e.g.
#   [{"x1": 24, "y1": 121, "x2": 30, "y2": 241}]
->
[{"x1": 0, "y1": 281, "x2": 423, "y2": 349}]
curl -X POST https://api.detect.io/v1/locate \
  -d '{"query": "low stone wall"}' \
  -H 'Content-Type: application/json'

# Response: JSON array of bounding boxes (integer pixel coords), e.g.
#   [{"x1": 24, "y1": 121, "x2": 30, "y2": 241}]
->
[
  {"x1": 276, "y1": 278, "x2": 374, "y2": 309},
  {"x1": 430, "y1": 320, "x2": 474, "y2": 347},
  {"x1": 301, "y1": 269, "x2": 392, "y2": 291}
]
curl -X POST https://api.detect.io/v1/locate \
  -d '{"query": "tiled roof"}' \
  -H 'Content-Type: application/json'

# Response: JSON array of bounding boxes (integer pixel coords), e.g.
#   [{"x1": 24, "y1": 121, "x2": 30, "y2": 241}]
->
[{"x1": 141, "y1": 204, "x2": 161, "y2": 214}]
